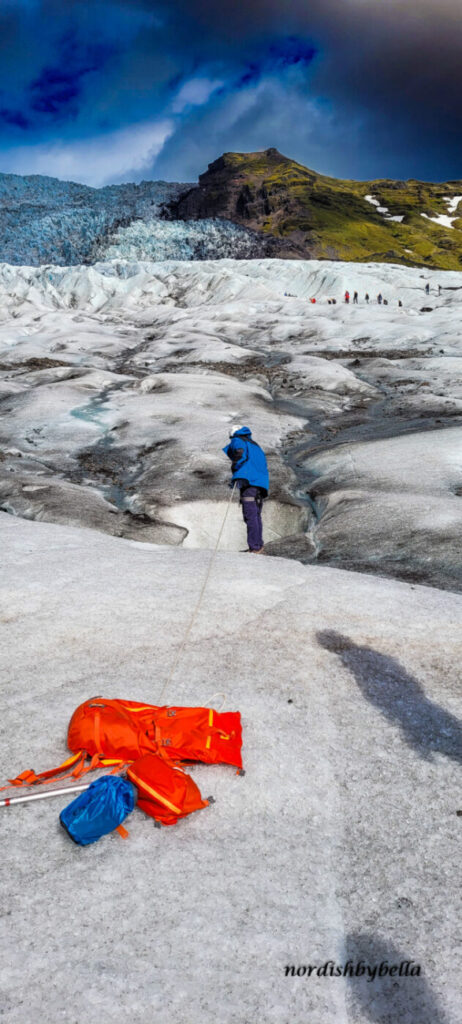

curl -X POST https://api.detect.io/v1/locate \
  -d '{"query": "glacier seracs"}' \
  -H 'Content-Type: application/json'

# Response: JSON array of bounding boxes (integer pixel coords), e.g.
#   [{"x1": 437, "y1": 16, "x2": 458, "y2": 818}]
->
[{"x1": 0, "y1": 172, "x2": 265, "y2": 265}]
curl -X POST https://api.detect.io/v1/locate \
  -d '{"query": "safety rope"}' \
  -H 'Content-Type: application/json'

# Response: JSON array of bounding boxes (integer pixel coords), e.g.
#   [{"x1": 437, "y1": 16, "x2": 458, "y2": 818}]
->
[
  {"x1": 157, "y1": 483, "x2": 237, "y2": 704},
  {"x1": 207, "y1": 692, "x2": 227, "y2": 712}
]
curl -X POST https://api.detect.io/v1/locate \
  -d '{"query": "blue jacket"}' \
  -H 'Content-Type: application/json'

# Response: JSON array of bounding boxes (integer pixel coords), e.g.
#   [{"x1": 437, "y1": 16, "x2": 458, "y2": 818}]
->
[{"x1": 223, "y1": 427, "x2": 269, "y2": 495}]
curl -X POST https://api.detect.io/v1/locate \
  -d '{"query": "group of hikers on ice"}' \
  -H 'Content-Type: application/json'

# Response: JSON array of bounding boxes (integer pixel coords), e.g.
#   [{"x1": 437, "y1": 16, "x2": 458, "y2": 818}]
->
[
  {"x1": 342, "y1": 282, "x2": 440, "y2": 306},
  {"x1": 344, "y1": 290, "x2": 393, "y2": 305},
  {"x1": 287, "y1": 282, "x2": 439, "y2": 307}
]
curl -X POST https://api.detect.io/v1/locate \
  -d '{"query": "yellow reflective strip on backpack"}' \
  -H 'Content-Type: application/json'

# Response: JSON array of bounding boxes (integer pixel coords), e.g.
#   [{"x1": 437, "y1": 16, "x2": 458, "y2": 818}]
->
[{"x1": 127, "y1": 769, "x2": 182, "y2": 816}]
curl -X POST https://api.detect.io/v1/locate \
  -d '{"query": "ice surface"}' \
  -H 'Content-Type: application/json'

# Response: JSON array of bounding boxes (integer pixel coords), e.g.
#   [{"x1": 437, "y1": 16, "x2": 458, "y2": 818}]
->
[
  {"x1": 1, "y1": 249, "x2": 462, "y2": 1022},
  {"x1": 305, "y1": 427, "x2": 462, "y2": 589},
  {"x1": 1, "y1": 257, "x2": 461, "y2": 587},
  {"x1": 1, "y1": 514, "x2": 461, "y2": 1024}
]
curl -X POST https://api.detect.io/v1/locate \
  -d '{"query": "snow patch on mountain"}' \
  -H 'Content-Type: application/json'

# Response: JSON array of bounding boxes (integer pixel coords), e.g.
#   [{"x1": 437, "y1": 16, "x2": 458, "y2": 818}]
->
[
  {"x1": 364, "y1": 194, "x2": 404, "y2": 223},
  {"x1": 421, "y1": 196, "x2": 462, "y2": 230},
  {"x1": 422, "y1": 212, "x2": 457, "y2": 230},
  {"x1": 444, "y1": 195, "x2": 462, "y2": 214}
]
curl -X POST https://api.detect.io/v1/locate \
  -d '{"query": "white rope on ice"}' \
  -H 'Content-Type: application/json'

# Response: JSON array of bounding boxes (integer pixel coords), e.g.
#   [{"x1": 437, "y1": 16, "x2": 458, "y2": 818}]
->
[{"x1": 158, "y1": 482, "x2": 237, "y2": 704}]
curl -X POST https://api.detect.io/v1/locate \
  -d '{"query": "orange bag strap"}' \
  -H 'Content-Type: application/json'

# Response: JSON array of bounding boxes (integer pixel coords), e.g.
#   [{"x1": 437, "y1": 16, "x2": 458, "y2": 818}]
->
[
  {"x1": 0, "y1": 750, "x2": 87, "y2": 791},
  {"x1": 93, "y1": 710, "x2": 102, "y2": 753},
  {"x1": 0, "y1": 752, "x2": 129, "y2": 793},
  {"x1": 129, "y1": 705, "x2": 160, "y2": 713},
  {"x1": 100, "y1": 758, "x2": 129, "y2": 770},
  {"x1": 72, "y1": 754, "x2": 128, "y2": 779},
  {"x1": 204, "y1": 709, "x2": 234, "y2": 750}
]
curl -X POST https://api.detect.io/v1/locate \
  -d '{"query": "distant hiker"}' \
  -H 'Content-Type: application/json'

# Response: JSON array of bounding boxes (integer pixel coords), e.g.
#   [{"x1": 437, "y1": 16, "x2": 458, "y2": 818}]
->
[
  {"x1": 383, "y1": 298, "x2": 388, "y2": 305},
  {"x1": 365, "y1": 293, "x2": 369, "y2": 303},
  {"x1": 344, "y1": 291, "x2": 350, "y2": 304},
  {"x1": 223, "y1": 426, "x2": 269, "y2": 554},
  {"x1": 332, "y1": 298, "x2": 337, "y2": 304},
  {"x1": 438, "y1": 284, "x2": 442, "y2": 296},
  {"x1": 353, "y1": 291, "x2": 358, "y2": 304},
  {"x1": 377, "y1": 293, "x2": 383, "y2": 304},
  {"x1": 398, "y1": 299, "x2": 403, "y2": 307},
  {"x1": 425, "y1": 283, "x2": 430, "y2": 294},
  {"x1": 327, "y1": 299, "x2": 332, "y2": 305}
]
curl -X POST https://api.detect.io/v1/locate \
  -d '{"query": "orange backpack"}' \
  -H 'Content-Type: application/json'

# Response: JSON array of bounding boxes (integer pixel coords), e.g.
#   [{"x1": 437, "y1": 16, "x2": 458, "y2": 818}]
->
[
  {"x1": 127, "y1": 753, "x2": 209, "y2": 826},
  {"x1": 67, "y1": 697, "x2": 243, "y2": 769},
  {"x1": 3, "y1": 697, "x2": 243, "y2": 793}
]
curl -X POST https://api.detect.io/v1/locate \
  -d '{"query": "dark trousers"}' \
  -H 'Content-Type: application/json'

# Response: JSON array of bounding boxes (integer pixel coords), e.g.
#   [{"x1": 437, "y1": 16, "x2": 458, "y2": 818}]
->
[{"x1": 240, "y1": 486, "x2": 264, "y2": 550}]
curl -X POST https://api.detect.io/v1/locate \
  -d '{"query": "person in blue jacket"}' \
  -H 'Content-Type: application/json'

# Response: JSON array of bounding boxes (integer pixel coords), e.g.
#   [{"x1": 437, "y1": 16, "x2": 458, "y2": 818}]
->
[{"x1": 223, "y1": 425, "x2": 269, "y2": 553}]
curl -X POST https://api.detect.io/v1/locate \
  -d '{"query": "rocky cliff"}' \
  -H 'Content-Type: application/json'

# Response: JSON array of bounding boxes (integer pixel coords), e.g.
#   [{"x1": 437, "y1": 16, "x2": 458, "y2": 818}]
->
[{"x1": 167, "y1": 148, "x2": 462, "y2": 269}]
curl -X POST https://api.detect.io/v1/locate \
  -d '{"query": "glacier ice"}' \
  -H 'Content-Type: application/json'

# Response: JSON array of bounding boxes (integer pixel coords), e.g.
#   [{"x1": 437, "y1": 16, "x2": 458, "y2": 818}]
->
[
  {"x1": 1, "y1": 238, "x2": 462, "y2": 1024},
  {"x1": 0, "y1": 256, "x2": 461, "y2": 587},
  {"x1": 0, "y1": 172, "x2": 265, "y2": 265},
  {"x1": 1, "y1": 513, "x2": 461, "y2": 1024}
]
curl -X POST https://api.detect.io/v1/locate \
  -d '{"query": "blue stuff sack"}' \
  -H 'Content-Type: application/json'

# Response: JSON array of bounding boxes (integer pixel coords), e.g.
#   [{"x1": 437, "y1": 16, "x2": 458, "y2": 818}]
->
[{"x1": 60, "y1": 775, "x2": 136, "y2": 846}]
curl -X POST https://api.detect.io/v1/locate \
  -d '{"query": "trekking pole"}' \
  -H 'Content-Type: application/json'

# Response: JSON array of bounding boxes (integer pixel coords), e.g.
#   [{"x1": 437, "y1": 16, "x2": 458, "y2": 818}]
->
[
  {"x1": 158, "y1": 482, "x2": 237, "y2": 703},
  {"x1": 0, "y1": 782, "x2": 92, "y2": 809}
]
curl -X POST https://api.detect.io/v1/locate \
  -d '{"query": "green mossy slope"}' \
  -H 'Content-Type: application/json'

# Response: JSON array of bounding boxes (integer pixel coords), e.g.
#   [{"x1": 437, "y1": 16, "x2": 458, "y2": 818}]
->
[{"x1": 173, "y1": 148, "x2": 462, "y2": 269}]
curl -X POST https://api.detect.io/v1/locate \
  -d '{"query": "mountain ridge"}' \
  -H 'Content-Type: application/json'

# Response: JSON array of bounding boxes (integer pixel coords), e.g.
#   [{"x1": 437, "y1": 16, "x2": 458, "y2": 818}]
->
[
  {"x1": 1, "y1": 148, "x2": 462, "y2": 267},
  {"x1": 167, "y1": 147, "x2": 462, "y2": 269}
]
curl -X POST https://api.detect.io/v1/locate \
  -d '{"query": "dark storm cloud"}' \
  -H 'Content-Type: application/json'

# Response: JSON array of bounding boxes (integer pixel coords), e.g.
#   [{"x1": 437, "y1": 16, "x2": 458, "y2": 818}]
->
[
  {"x1": 155, "y1": 0, "x2": 462, "y2": 178},
  {"x1": 0, "y1": 107, "x2": 31, "y2": 130},
  {"x1": 29, "y1": 32, "x2": 115, "y2": 120},
  {"x1": 0, "y1": 0, "x2": 459, "y2": 183}
]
